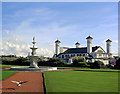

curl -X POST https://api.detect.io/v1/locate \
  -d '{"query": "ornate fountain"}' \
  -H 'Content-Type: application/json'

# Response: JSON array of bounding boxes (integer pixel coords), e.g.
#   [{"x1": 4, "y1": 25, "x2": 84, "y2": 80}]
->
[
  {"x1": 28, "y1": 37, "x2": 39, "y2": 68},
  {"x1": 10, "y1": 37, "x2": 57, "y2": 71}
]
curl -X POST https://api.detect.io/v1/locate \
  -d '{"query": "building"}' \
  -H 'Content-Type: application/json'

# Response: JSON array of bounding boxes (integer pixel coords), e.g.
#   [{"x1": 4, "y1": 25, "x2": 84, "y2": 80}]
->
[{"x1": 53, "y1": 36, "x2": 113, "y2": 65}]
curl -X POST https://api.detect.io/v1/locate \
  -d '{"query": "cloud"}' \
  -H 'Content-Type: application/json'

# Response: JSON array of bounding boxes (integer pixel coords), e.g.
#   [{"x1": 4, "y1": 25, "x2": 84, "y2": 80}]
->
[
  {"x1": 113, "y1": 40, "x2": 118, "y2": 43},
  {"x1": 102, "y1": 40, "x2": 118, "y2": 43},
  {"x1": 36, "y1": 48, "x2": 54, "y2": 57},
  {"x1": 112, "y1": 50, "x2": 118, "y2": 56},
  {"x1": 1, "y1": 36, "x2": 54, "y2": 57},
  {"x1": 4, "y1": 30, "x2": 10, "y2": 34},
  {"x1": 6, "y1": 7, "x2": 57, "y2": 21}
]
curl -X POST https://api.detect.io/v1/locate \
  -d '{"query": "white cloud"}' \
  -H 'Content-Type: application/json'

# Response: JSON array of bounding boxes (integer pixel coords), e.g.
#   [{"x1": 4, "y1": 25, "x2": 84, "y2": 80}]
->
[
  {"x1": 4, "y1": 30, "x2": 10, "y2": 34},
  {"x1": 112, "y1": 50, "x2": 118, "y2": 56},
  {"x1": 8, "y1": 7, "x2": 57, "y2": 21},
  {"x1": 1, "y1": 35, "x2": 54, "y2": 57},
  {"x1": 102, "y1": 40, "x2": 118, "y2": 44},
  {"x1": 113, "y1": 40, "x2": 118, "y2": 43}
]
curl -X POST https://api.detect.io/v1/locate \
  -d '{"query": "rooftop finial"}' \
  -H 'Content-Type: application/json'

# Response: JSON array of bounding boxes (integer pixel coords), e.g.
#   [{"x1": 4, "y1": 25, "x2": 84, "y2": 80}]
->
[{"x1": 33, "y1": 37, "x2": 35, "y2": 42}]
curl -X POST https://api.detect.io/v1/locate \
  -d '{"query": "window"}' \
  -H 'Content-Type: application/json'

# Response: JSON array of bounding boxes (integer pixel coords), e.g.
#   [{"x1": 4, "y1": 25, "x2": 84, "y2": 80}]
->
[
  {"x1": 62, "y1": 55, "x2": 64, "y2": 58},
  {"x1": 69, "y1": 54, "x2": 71, "y2": 58},
  {"x1": 99, "y1": 53, "x2": 102, "y2": 56}
]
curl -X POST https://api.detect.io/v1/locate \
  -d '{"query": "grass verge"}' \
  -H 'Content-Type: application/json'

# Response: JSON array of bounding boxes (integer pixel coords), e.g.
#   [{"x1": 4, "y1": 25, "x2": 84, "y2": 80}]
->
[
  {"x1": 43, "y1": 71, "x2": 118, "y2": 92},
  {"x1": 1, "y1": 70, "x2": 17, "y2": 80}
]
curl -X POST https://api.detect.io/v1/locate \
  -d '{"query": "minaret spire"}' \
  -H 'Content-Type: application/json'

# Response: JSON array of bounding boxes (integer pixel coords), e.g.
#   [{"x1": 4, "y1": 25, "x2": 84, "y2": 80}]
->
[
  {"x1": 32, "y1": 37, "x2": 36, "y2": 48},
  {"x1": 33, "y1": 37, "x2": 35, "y2": 42}
]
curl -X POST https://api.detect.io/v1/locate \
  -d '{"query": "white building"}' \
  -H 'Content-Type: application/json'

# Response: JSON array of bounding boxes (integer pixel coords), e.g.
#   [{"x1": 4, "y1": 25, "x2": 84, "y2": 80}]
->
[{"x1": 53, "y1": 36, "x2": 113, "y2": 65}]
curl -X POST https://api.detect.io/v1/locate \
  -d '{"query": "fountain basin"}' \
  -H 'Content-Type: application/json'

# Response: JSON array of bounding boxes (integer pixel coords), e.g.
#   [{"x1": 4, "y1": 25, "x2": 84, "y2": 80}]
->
[{"x1": 10, "y1": 67, "x2": 57, "y2": 71}]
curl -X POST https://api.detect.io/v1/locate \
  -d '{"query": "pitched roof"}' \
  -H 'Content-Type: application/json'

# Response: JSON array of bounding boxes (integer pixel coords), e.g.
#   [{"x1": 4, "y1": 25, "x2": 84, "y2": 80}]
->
[
  {"x1": 86, "y1": 36, "x2": 93, "y2": 39},
  {"x1": 75, "y1": 42, "x2": 80, "y2": 45},
  {"x1": 61, "y1": 46, "x2": 100, "y2": 54},
  {"x1": 106, "y1": 39, "x2": 112, "y2": 42},
  {"x1": 55, "y1": 40, "x2": 61, "y2": 43}
]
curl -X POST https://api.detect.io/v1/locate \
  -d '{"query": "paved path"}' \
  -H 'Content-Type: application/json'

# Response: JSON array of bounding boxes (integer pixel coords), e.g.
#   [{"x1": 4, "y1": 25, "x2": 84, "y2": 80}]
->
[{"x1": 1, "y1": 72, "x2": 44, "y2": 93}]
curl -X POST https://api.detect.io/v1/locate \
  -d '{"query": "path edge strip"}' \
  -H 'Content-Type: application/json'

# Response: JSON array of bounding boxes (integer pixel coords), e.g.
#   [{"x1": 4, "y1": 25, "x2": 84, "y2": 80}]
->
[{"x1": 42, "y1": 72, "x2": 46, "y2": 94}]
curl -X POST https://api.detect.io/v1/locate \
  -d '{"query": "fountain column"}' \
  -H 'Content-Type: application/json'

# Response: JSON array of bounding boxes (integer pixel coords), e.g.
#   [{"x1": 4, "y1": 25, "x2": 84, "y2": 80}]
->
[{"x1": 28, "y1": 37, "x2": 39, "y2": 68}]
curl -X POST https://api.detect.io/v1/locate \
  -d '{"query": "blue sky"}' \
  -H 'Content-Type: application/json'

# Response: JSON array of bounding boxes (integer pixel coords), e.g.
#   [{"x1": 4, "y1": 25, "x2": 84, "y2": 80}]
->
[{"x1": 2, "y1": 2, "x2": 118, "y2": 57}]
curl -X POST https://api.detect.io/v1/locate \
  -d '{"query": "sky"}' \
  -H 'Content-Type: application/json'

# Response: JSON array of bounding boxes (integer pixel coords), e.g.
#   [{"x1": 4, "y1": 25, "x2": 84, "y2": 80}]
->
[{"x1": 1, "y1": 2, "x2": 118, "y2": 57}]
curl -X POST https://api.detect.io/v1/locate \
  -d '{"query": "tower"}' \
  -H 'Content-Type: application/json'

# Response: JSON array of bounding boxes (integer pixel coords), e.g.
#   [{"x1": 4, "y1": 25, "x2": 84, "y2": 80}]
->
[
  {"x1": 86, "y1": 36, "x2": 93, "y2": 54},
  {"x1": 55, "y1": 39, "x2": 61, "y2": 56},
  {"x1": 106, "y1": 39, "x2": 112, "y2": 54},
  {"x1": 75, "y1": 42, "x2": 80, "y2": 48}
]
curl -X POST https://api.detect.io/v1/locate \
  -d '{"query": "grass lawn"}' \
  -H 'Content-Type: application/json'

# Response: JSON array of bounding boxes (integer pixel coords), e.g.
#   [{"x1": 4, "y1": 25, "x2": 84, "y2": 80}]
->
[
  {"x1": 0, "y1": 64, "x2": 29, "y2": 68},
  {"x1": 1, "y1": 70, "x2": 17, "y2": 80},
  {"x1": 57, "y1": 67, "x2": 90, "y2": 69},
  {"x1": 43, "y1": 71, "x2": 118, "y2": 92},
  {"x1": 74, "y1": 69, "x2": 120, "y2": 72}
]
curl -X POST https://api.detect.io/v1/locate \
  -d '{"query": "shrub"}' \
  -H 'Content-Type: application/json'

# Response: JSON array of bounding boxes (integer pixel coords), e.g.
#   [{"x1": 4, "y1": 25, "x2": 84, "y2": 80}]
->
[
  {"x1": 114, "y1": 58, "x2": 120, "y2": 69},
  {"x1": 2, "y1": 57, "x2": 30, "y2": 66},
  {"x1": 38, "y1": 58, "x2": 65, "y2": 67},
  {"x1": 72, "y1": 56, "x2": 85, "y2": 62},
  {"x1": 78, "y1": 62, "x2": 88, "y2": 67},
  {"x1": 49, "y1": 58, "x2": 61, "y2": 62},
  {"x1": 72, "y1": 56, "x2": 86, "y2": 66},
  {"x1": 92, "y1": 61, "x2": 104, "y2": 69}
]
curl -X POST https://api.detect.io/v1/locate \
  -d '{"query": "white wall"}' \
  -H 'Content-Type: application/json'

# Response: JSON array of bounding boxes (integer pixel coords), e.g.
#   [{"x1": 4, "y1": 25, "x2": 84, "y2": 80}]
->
[{"x1": 60, "y1": 47, "x2": 69, "y2": 53}]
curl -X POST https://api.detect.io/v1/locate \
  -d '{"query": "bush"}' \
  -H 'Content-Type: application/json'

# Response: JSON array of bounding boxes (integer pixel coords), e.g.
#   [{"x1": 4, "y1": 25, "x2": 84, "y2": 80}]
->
[
  {"x1": 78, "y1": 62, "x2": 88, "y2": 67},
  {"x1": 72, "y1": 56, "x2": 86, "y2": 66},
  {"x1": 49, "y1": 58, "x2": 61, "y2": 63},
  {"x1": 72, "y1": 56, "x2": 85, "y2": 62},
  {"x1": 38, "y1": 58, "x2": 65, "y2": 67},
  {"x1": 114, "y1": 58, "x2": 120, "y2": 69},
  {"x1": 2, "y1": 59, "x2": 14, "y2": 65},
  {"x1": 2, "y1": 57, "x2": 30, "y2": 66},
  {"x1": 92, "y1": 61, "x2": 104, "y2": 69}
]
